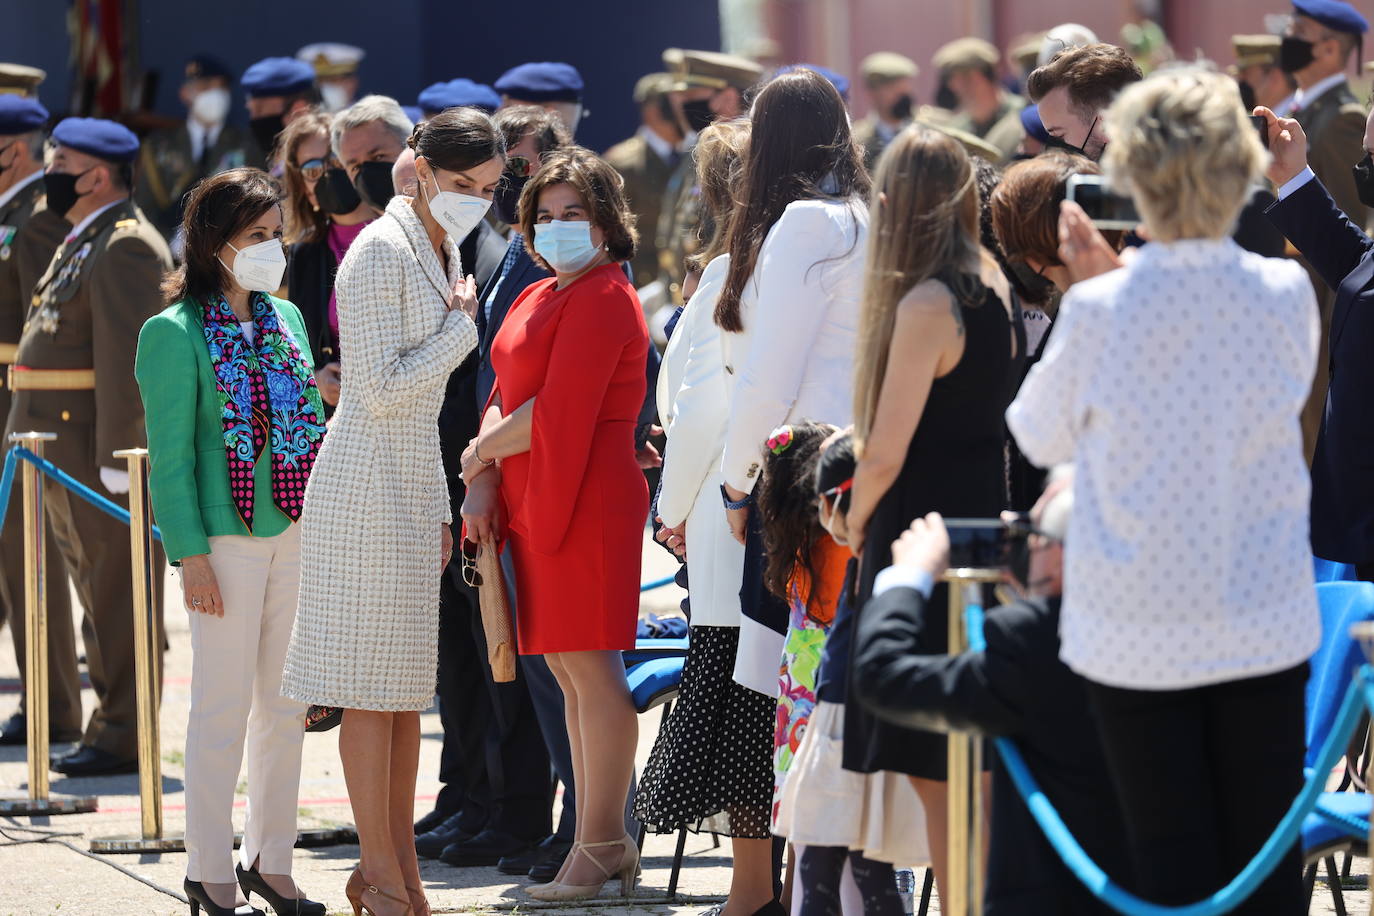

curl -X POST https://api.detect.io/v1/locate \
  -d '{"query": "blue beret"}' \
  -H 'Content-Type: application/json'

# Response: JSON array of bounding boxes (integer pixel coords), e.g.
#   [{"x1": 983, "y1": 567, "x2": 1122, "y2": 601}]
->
[
  {"x1": 778, "y1": 64, "x2": 850, "y2": 101},
  {"x1": 418, "y1": 78, "x2": 502, "y2": 115},
  {"x1": 1293, "y1": 0, "x2": 1369, "y2": 34},
  {"x1": 0, "y1": 95, "x2": 48, "y2": 136},
  {"x1": 241, "y1": 57, "x2": 316, "y2": 98},
  {"x1": 494, "y1": 62, "x2": 584, "y2": 103},
  {"x1": 185, "y1": 54, "x2": 232, "y2": 82},
  {"x1": 1020, "y1": 104, "x2": 1051, "y2": 145},
  {"x1": 51, "y1": 117, "x2": 139, "y2": 163},
  {"x1": 402, "y1": 105, "x2": 424, "y2": 124}
]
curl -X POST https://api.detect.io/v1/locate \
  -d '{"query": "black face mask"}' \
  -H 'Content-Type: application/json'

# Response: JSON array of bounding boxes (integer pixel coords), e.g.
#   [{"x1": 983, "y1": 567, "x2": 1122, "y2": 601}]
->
[
  {"x1": 681, "y1": 98, "x2": 714, "y2": 134},
  {"x1": 314, "y1": 167, "x2": 362, "y2": 215},
  {"x1": 43, "y1": 168, "x2": 93, "y2": 218},
  {"x1": 935, "y1": 82, "x2": 958, "y2": 111},
  {"x1": 353, "y1": 160, "x2": 396, "y2": 211},
  {"x1": 493, "y1": 171, "x2": 529, "y2": 226},
  {"x1": 1008, "y1": 260, "x2": 1058, "y2": 306},
  {"x1": 1064, "y1": 116, "x2": 1102, "y2": 161},
  {"x1": 1237, "y1": 80, "x2": 1258, "y2": 115},
  {"x1": 1353, "y1": 152, "x2": 1374, "y2": 208},
  {"x1": 887, "y1": 94, "x2": 914, "y2": 121},
  {"x1": 249, "y1": 114, "x2": 285, "y2": 155},
  {"x1": 1279, "y1": 36, "x2": 1316, "y2": 74}
]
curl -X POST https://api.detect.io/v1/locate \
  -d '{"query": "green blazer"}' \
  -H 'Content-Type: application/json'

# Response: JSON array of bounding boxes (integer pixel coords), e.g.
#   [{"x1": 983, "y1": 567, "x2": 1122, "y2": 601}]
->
[{"x1": 134, "y1": 294, "x2": 323, "y2": 563}]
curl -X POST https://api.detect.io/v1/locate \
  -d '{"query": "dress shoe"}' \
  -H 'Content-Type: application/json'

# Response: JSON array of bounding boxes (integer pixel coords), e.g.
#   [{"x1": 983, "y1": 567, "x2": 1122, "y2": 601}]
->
[
  {"x1": 414, "y1": 812, "x2": 473, "y2": 860},
  {"x1": 0, "y1": 711, "x2": 81, "y2": 746},
  {"x1": 497, "y1": 834, "x2": 559, "y2": 875},
  {"x1": 413, "y1": 805, "x2": 454, "y2": 837},
  {"x1": 51, "y1": 744, "x2": 137, "y2": 776},
  {"x1": 439, "y1": 828, "x2": 536, "y2": 867},
  {"x1": 522, "y1": 837, "x2": 576, "y2": 882}
]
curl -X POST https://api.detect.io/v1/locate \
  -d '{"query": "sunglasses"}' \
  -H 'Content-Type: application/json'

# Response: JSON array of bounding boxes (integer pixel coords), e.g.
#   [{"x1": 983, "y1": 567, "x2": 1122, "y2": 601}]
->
[
  {"x1": 460, "y1": 540, "x2": 483, "y2": 588},
  {"x1": 295, "y1": 157, "x2": 327, "y2": 182}
]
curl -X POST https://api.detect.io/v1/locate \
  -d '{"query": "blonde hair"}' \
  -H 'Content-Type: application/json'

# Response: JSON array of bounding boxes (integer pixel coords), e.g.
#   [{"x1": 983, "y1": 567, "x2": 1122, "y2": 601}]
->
[
  {"x1": 852, "y1": 125, "x2": 980, "y2": 451},
  {"x1": 688, "y1": 117, "x2": 750, "y2": 272},
  {"x1": 1103, "y1": 64, "x2": 1266, "y2": 242}
]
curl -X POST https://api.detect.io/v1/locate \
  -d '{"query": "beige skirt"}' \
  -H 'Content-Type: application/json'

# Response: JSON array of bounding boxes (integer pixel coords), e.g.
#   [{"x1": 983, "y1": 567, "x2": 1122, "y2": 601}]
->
[{"x1": 773, "y1": 701, "x2": 930, "y2": 866}]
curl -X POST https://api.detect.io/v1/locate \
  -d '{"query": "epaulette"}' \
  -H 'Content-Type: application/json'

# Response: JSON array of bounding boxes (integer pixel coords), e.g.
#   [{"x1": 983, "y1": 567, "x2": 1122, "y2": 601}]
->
[{"x1": 114, "y1": 218, "x2": 139, "y2": 230}]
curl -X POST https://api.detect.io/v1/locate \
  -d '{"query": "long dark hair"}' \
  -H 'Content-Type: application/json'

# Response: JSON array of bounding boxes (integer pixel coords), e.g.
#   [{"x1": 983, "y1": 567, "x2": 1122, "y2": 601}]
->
[
  {"x1": 409, "y1": 106, "x2": 505, "y2": 175},
  {"x1": 759, "y1": 421, "x2": 838, "y2": 621},
  {"x1": 161, "y1": 167, "x2": 281, "y2": 305},
  {"x1": 715, "y1": 69, "x2": 869, "y2": 333},
  {"x1": 274, "y1": 111, "x2": 332, "y2": 246}
]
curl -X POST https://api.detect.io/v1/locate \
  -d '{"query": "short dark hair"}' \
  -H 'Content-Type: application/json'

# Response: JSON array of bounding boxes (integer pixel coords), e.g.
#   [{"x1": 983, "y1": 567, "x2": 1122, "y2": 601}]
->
[
  {"x1": 408, "y1": 106, "x2": 505, "y2": 175},
  {"x1": 519, "y1": 146, "x2": 637, "y2": 267},
  {"x1": 1026, "y1": 43, "x2": 1143, "y2": 119},
  {"x1": 492, "y1": 105, "x2": 570, "y2": 157},
  {"x1": 161, "y1": 167, "x2": 281, "y2": 305}
]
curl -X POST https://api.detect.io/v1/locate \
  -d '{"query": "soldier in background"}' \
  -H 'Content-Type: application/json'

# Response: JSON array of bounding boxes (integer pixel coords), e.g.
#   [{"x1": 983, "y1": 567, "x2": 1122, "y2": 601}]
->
[
  {"x1": 135, "y1": 55, "x2": 250, "y2": 243},
  {"x1": 851, "y1": 52, "x2": 919, "y2": 170},
  {"x1": 604, "y1": 73, "x2": 683, "y2": 288},
  {"x1": 0, "y1": 64, "x2": 46, "y2": 98},
  {"x1": 297, "y1": 42, "x2": 365, "y2": 113},
  {"x1": 241, "y1": 57, "x2": 319, "y2": 169},
  {"x1": 0, "y1": 95, "x2": 80, "y2": 747},
  {"x1": 13, "y1": 118, "x2": 172, "y2": 776},
  {"x1": 1233, "y1": 34, "x2": 1298, "y2": 116},
  {"x1": 495, "y1": 62, "x2": 587, "y2": 138},
  {"x1": 934, "y1": 37, "x2": 1025, "y2": 162}
]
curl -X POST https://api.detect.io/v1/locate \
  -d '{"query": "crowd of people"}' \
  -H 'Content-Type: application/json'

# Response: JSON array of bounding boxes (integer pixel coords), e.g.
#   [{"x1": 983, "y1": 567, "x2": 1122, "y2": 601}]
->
[{"x1": 2, "y1": 0, "x2": 1374, "y2": 914}]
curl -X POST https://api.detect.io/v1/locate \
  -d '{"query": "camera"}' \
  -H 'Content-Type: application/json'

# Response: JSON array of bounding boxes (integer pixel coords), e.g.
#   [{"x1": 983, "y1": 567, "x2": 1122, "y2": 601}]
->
[
  {"x1": 1065, "y1": 174, "x2": 1140, "y2": 231},
  {"x1": 945, "y1": 518, "x2": 1014, "y2": 569}
]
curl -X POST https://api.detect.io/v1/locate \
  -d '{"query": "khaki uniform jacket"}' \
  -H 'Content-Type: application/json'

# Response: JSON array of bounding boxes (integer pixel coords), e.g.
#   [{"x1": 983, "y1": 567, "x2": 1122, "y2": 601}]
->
[
  {"x1": 0, "y1": 175, "x2": 67, "y2": 365},
  {"x1": 134, "y1": 123, "x2": 250, "y2": 240},
  {"x1": 950, "y1": 93, "x2": 1025, "y2": 163},
  {"x1": 1297, "y1": 79, "x2": 1368, "y2": 230},
  {"x1": 604, "y1": 132, "x2": 676, "y2": 287},
  {"x1": 7, "y1": 199, "x2": 172, "y2": 472},
  {"x1": 655, "y1": 150, "x2": 701, "y2": 304}
]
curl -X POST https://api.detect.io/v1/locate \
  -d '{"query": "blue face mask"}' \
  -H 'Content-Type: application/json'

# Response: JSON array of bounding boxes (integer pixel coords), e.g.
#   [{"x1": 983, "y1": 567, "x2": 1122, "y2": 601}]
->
[{"x1": 533, "y1": 219, "x2": 602, "y2": 273}]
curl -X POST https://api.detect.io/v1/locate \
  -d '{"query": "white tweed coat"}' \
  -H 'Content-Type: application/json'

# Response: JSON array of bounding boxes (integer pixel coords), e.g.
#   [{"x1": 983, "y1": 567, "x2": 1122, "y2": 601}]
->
[{"x1": 282, "y1": 197, "x2": 477, "y2": 711}]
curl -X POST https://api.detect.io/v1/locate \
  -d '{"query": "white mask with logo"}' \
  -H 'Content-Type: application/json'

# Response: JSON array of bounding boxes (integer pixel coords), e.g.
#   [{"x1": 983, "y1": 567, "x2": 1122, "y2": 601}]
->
[
  {"x1": 219, "y1": 238, "x2": 287, "y2": 292},
  {"x1": 421, "y1": 167, "x2": 492, "y2": 241},
  {"x1": 190, "y1": 87, "x2": 230, "y2": 126},
  {"x1": 320, "y1": 83, "x2": 351, "y2": 113}
]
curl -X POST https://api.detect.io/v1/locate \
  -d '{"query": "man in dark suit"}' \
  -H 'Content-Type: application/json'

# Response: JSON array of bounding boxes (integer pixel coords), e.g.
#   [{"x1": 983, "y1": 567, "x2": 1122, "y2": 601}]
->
[
  {"x1": 853, "y1": 484, "x2": 1133, "y2": 914},
  {"x1": 1263, "y1": 103, "x2": 1374, "y2": 570}
]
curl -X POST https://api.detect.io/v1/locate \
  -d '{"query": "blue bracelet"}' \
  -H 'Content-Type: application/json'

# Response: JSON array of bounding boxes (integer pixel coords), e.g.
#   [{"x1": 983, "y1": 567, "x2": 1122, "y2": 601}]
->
[{"x1": 720, "y1": 484, "x2": 754, "y2": 510}]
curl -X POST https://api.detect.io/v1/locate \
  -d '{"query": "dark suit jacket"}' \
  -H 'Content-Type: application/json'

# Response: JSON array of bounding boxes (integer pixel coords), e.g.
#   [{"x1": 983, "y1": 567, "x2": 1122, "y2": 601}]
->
[
  {"x1": 1269, "y1": 176, "x2": 1374, "y2": 563},
  {"x1": 854, "y1": 589, "x2": 1130, "y2": 915},
  {"x1": 1297, "y1": 79, "x2": 1369, "y2": 231}
]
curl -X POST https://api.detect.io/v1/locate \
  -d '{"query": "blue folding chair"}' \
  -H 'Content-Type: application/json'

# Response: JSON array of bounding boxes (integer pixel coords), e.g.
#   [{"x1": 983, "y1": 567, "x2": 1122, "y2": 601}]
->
[{"x1": 1315, "y1": 556, "x2": 1357, "y2": 583}]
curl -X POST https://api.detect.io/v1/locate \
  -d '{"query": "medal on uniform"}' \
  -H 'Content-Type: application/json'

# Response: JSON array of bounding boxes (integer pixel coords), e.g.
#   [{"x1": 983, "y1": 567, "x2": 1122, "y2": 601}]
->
[
  {"x1": 35, "y1": 306, "x2": 60, "y2": 335},
  {"x1": 0, "y1": 226, "x2": 15, "y2": 261},
  {"x1": 55, "y1": 242, "x2": 91, "y2": 290}
]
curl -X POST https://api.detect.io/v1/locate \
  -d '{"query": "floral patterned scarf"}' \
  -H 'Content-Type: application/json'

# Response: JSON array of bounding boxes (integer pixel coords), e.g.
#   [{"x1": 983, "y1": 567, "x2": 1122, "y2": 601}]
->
[{"x1": 202, "y1": 292, "x2": 325, "y2": 530}]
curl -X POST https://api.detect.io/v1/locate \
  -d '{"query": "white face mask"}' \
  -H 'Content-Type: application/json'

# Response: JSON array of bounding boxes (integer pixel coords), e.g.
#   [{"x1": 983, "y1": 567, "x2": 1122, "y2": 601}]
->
[
  {"x1": 190, "y1": 87, "x2": 230, "y2": 126},
  {"x1": 320, "y1": 83, "x2": 351, "y2": 113},
  {"x1": 421, "y1": 167, "x2": 492, "y2": 241},
  {"x1": 533, "y1": 220, "x2": 603, "y2": 273},
  {"x1": 219, "y1": 238, "x2": 287, "y2": 292}
]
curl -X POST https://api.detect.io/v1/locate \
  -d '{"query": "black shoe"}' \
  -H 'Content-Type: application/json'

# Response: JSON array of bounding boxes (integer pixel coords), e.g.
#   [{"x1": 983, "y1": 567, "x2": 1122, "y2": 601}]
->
[
  {"x1": 235, "y1": 863, "x2": 326, "y2": 916},
  {"x1": 50, "y1": 744, "x2": 138, "y2": 776},
  {"x1": 413, "y1": 805, "x2": 454, "y2": 836},
  {"x1": 184, "y1": 878, "x2": 265, "y2": 916},
  {"x1": 0, "y1": 712, "x2": 80, "y2": 746},
  {"x1": 415, "y1": 811, "x2": 474, "y2": 859},
  {"x1": 497, "y1": 834, "x2": 556, "y2": 875},
  {"x1": 525, "y1": 836, "x2": 576, "y2": 882},
  {"x1": 439, "y1": 827, "x2": 536, "y2": 867}
]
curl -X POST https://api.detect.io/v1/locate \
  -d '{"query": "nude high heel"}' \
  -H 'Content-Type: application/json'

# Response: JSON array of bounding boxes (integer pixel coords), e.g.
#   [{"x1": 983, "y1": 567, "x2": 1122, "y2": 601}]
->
[
  {"x1": 523, "y1": 835, "x2": 639, "y2": 902},
  {"x1": 345, "y1": 867, "x2": 412, "y2": 916},
  {"x1": 525, "y1": 841, "x2": 579, "y2": 894}
]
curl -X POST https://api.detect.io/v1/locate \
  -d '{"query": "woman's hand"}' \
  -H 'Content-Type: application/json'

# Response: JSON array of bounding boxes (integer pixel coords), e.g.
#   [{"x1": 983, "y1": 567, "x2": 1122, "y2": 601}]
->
[
  {"x1": 315, "y1": 362, "x2": 342, "y2": 406},
  {"x1": 441, "y1": 523, "x2": 453, "y2": 568},
  {"x1": 450, "y1": 274, "x2": 479, "y2": 318},
  {"x1": 180, "y1": 554, "x2": 224, "y2": 616},
  {"x1": 460, "y1": 472, "x2": 504, "y2": 544},
  {"x1": 655, "y1": 518, "x2": 687, "y2": 560},
  {"x1": 460, "y1": 437, "x2": 493, "y2": 483},
  {"x1": 1057, "y1": 200, "x2": 1124, "y2": 285}
]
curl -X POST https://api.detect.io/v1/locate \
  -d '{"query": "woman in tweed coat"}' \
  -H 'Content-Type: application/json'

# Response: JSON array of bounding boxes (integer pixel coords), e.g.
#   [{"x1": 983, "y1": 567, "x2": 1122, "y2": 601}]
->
[{"x1": 282, "y1": 105, "x2": 505, "y2": 916}]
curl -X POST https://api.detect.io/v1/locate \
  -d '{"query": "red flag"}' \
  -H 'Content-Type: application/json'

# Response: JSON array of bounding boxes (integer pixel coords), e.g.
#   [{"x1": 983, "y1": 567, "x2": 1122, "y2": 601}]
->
[{"x1": 68, "y1": 0, "x2": 126, "y2": 116}]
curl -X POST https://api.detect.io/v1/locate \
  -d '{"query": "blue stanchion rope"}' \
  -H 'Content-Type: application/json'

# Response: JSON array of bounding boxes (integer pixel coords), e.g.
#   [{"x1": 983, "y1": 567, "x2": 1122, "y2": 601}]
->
[
  {"x1": 0, "y1": 446, "x2": 161, "y2": 541},
  {"x1": 639, "y1": 574, "x2": 676, "y2": 593},
  {"x1": 963, "y1": 600, "x2": 1369, "y2": 916}
]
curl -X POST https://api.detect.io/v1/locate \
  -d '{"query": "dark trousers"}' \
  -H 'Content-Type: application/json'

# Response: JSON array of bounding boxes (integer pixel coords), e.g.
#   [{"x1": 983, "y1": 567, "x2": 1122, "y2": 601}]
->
[
  {"x1": 435, "y1": 565, "x2": 551, "y2": 840},
  {"x1": 1086, "y1": 663, "x2": 1308, "y2": 914}
]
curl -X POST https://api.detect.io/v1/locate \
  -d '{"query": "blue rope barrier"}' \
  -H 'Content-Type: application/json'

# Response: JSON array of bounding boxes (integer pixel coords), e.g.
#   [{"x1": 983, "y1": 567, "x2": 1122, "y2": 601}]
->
[
  {"x1": 962, "y1": 600, "x2": 1370, "y2": 916},
  {"x1": 0, "y1": 446, "x2": 162, "y2": 542},
  {"x1": 640, "y1": 574, "x2": 676, "y2": 593}
]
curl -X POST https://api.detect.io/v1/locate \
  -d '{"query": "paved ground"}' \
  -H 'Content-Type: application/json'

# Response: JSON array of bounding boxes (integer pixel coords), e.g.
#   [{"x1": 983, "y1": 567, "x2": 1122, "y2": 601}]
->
[{"x1": 0, "y1": 529, "x2": 1367, "y2": 914}]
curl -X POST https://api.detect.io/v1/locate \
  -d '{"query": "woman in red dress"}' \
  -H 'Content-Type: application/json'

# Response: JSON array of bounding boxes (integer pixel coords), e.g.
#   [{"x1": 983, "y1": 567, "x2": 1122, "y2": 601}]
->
[{"x1": 460, "y1": 146, "x2": 649, "y2": 901}]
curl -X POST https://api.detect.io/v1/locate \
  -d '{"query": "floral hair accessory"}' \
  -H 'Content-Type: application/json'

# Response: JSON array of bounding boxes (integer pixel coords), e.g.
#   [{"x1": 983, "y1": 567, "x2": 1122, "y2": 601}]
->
[{"x1": 767, "y1": 426, "x2": 794, "y2": 455}]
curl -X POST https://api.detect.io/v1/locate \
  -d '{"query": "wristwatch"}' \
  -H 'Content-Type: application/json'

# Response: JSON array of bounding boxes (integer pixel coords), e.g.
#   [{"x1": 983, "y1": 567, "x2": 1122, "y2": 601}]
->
[{"x1": 720, "y1": 484, "x2": 754, "y2": 511}]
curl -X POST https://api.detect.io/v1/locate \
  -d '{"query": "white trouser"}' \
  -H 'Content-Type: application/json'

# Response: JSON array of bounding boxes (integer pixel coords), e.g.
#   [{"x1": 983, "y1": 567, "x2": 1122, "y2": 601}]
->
[{"x1": 184, "y1": 525, "x2": 306, "y2": 883}]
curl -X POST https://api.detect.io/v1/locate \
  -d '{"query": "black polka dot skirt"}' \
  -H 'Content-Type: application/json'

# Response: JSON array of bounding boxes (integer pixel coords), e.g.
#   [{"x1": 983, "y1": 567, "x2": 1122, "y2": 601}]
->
[{"x1": 633, "y1": 625, "x2": 775, "y2": 839}]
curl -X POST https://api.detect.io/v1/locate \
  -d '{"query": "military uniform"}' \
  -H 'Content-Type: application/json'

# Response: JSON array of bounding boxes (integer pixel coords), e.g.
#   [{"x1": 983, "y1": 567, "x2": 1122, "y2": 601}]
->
[
  {"x1": 604, "y1": 73, "x2": 679, "y2": 287},
  {"x1": 10, "y1": 173, "x2": 171, "y2": 760},
  {"x1": 935, "y1": 38, "x2": 1025, "y2": 163},
  {"x1": 0, "y1": 63, "x2": 45, "y2": 97},
  {"x1": 135, "y1": 124, "x2": 249, "y2": 241},
  {"x1": 853, "y1": 52, "x2": 919, "y2": 171}
]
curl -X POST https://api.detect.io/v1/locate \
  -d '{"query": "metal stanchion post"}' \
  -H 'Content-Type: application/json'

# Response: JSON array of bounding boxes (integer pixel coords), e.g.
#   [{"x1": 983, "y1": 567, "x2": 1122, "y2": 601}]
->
[
  {"x1": 1352, "y1": 621, "x2": 1374, "y2": 916},
  {"x1": 0, "y1": 433, "x2": 96, "y2": 816},
  {"x1": 91, "y1": 448, "x2": 182, "y2": 852},
  {"x1": 943, "y1": 568, "x2": 1001, "y2": 916}
]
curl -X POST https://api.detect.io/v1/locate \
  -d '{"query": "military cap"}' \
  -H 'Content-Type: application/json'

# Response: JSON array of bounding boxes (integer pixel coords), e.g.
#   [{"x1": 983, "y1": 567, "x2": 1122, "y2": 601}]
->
[
  {"x1": 1293, "y1": 0, "x2": 1369, "y2": 33},
  {"x1": 777, "y1": 64, "x2": 850, "y2": 101},
  {"x1": 1232, "y1": 34, "x2": 1283, "y2": 69},
  {"x1": 402, "y1": 105, "x2": 424, "y2": 124},
  {"x1": 184, "y1": 54, "x2": 232, "y2": 82},
  {"x1": 51, "y1": 117, "x2": 139, "y2": 163},
  {"x1": 664, "y1": 49, "x2": 764, "y2": 92},
  {"x1": 494, "y1": 62, "x2": 584, "y2": 103},
  {"x1": 859, "y1": 52, "x2": 918, "y2": 89},
  {"x1": 0, "y1": 63, "x2": 45, "y2": 97},
  {"x1": 933, "y1": 37, "x2": 1000, "y2": 74},
  {"x1": 1019, "y1": 103, "x2": 1052, "y2": 145},
  {"x1": 241, "y1": 57, "x2": 316, "y2": 99},
  {"x1": 297, "y1": 42, "x2": 365, "y2": 78},
  {"x1": 633, "y1": 72, "x2": 674, "y2": 104},
  {"x1": 1009, "y1": 32, "x2": 1046, "y2": 72},
  {"x1": 418, "y1": 78, "x2": 501, "y2": 116},
  {"x1": 0, "y1": 95, "x2": 47, "y2": 135},
  {"x1": 925, "y1": 120, "x2": 1003, "y2": 162}
]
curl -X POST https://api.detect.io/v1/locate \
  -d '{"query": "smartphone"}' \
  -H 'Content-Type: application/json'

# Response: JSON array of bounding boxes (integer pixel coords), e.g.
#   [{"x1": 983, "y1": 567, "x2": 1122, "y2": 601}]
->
[
  {"x1": 945, "y1": 519, "x2": 1012, "y2": 570},
  {"x1": 1065, "y1": 174, "x2": 1141, "y2": 231},
  {"x1": 1250, "y1": 114, "x2": 1270, "y2": 150}
]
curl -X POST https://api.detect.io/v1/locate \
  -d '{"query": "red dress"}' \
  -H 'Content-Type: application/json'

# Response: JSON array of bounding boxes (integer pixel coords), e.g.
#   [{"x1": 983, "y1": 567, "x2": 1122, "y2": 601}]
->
[{"x1": 490, "y1": 263, "x2": 650, "y2": 654}]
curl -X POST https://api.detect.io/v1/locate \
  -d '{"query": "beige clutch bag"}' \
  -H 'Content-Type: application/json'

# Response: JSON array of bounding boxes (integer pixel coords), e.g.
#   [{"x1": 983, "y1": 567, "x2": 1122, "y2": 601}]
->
[{"x1": 461, "y1": 538, "x2": 516, "y2": 683}]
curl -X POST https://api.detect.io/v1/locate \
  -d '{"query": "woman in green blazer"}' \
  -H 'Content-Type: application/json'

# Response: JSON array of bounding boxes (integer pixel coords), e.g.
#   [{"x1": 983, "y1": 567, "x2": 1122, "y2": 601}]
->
[{"x1": 134, "y1": 168, "x2": 326, "y2": 916}]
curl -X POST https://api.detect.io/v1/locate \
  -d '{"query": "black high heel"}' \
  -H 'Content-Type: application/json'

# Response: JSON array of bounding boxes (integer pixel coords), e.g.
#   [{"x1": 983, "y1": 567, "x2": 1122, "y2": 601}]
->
[
  {"x1": 184, "y1": 878, "x2": 264, "y2": 916},
  {"x1": 235, "y1": 863, "x2": 327, "y2": 916}
]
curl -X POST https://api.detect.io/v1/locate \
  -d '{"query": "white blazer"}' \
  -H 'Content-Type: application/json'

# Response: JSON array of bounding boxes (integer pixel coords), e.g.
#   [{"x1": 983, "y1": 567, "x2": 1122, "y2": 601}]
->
[{"x1": 657, "y1": 254, "x2": 745, "y2": 628}]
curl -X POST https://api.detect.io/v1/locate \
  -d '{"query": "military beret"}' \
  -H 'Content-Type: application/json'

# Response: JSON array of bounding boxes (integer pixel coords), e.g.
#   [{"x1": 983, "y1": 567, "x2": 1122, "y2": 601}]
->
[
  {"x1": 51, "y1": 117, "x2": 139, "y2": 163},
  {"x1": 1019, "y1": 103, "x2": 1052, "y2": 145},
  {"x1": 924, "y1": 120, "x2": 1003, "y2": 163},
  {"x1": 859, "y1": 52, "x2": 919, "y2": 88},
  {"x1": 402, "y1": 105, "x2": 424, "y2": 125},
  {"x1": 0, "y1": 63, "x2": 46, "y2": 97},
  {"x1": 0, "y1": 96, "x2": 47, "y2": 135},
  {"x1": 1009, "y1": 33, "x2": 1046, "y2": 72},
  {"x1": 297, "y1": 43, "x2": 365, "y2": 78},
  {"x1": 184, "y1": 54, "x2": 232, "y2": 82},
  {"x1": 664, "y1": 49, "x2": 764, "y2": 92},
  {"x1": 777, "y1": 64, "x2": 850, "y2": 101},
  {"x1": 418, "y1": 78, "x2": 501, "y2": 115},
  {"x1": 494, "y1": 62, "x2": 584, "y2": 103},
  {"x1": 933, "y1": 37, "x2": 1000, "y2": 74},
  {"x1": 633, "y1": 72, "x2": 674, "y2": 104},
  {"x1": 1293, "y1": 0, "x2": 1369, "y2": 34},
  {"x1": 241, "y1": 57, "x2": 316, "y2": 99},
  {"x1": 1232, "y1": 34, "x2": 1283, "y2": 69}
]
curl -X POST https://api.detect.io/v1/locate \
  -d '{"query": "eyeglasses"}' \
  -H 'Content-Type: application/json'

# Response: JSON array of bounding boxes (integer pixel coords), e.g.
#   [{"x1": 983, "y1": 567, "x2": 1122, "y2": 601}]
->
[
  {"x1": 295, "y1": 157, "x2": 327, "y2": 182},
  {"x1": 506, "y1": 156, "x2": 532, "y2": 178},
  {"x1": 1003, "y1": 511, "x2": 1059, "y2": 544},
  {"x1": 460, "y1": 540, "x2": 483, "y2": 588}
]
